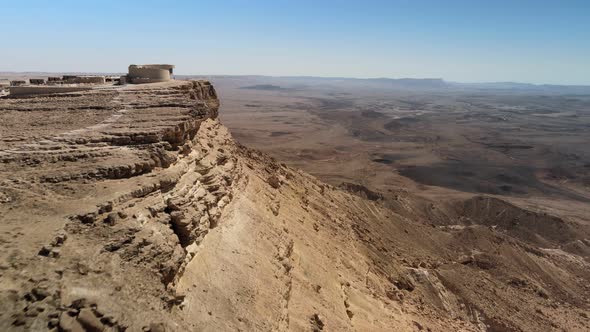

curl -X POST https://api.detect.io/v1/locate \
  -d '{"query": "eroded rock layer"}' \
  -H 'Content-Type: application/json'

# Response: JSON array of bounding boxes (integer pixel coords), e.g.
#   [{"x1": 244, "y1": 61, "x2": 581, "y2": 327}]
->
[{"x1": 0, "y1": 81, "x2": 588, "y2": 332}]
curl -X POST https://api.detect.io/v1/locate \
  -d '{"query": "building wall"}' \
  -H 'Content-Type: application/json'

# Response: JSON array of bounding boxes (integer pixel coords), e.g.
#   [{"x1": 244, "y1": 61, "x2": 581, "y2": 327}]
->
[
  {"x1": 139, "y1": 64, "x2": 174, "y2": 74},
  {"x1": 128, "y1": 65, "x2": 171, "y2": 84},
  {"x1": 128, "y1": 66, "x2": 171, "y2": 80}
]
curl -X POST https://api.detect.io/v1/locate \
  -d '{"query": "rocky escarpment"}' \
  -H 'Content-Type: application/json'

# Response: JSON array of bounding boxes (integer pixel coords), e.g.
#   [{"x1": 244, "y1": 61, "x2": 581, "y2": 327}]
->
[
  {"x1": 0, "y1": 81, "x2": 589, "y2": 332},
  {"x1": 0, "y1": 81, "x2": 239, "y2": 331}
]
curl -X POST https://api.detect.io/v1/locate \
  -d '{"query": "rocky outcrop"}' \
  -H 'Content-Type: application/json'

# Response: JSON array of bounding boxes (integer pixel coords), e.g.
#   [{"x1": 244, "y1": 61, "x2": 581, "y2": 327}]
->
[{"x1": 0, "y1": 81, "x2": 233, "y2": 331}]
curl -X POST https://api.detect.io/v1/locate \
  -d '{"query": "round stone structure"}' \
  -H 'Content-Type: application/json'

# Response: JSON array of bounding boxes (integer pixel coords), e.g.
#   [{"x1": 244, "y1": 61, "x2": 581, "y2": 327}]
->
[{"x1": 127, "y1": 64, "x2": 175, "y2": 84}]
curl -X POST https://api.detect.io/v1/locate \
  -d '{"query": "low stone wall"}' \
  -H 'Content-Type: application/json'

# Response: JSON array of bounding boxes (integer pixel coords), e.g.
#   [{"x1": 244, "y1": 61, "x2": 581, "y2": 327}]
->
[
  {"x1": 8, "y1": 86, "x2": 93, "y2": 97},
  {"x1": 68, "y1": 76, "x2": 106, "y2": 84}
]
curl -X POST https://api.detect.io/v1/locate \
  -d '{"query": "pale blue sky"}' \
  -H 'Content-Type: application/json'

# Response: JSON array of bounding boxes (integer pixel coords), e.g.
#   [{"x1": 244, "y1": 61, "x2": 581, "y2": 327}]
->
[{"x1": 1, "y1": 0, "x2": 589, "y2": 84}]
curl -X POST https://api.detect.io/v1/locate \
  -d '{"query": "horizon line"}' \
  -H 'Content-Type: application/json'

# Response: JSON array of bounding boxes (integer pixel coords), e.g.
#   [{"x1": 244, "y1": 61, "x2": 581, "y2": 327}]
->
[{"x1": 1, "y1": 71, "x2": 589, "y2": 87}]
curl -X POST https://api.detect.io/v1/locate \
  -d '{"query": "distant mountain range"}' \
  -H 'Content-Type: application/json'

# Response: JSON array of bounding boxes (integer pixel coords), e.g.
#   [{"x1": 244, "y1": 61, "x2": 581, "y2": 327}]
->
[
  {"x1": 194, "y1": 75, "x2": 590, "y2": 93},
  {"x1": 448, "y1": 81, "x2": 590, "y2": 93}
]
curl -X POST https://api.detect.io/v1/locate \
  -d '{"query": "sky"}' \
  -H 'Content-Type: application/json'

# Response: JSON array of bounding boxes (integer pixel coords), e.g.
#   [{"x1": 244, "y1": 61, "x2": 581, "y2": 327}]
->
[{"x1": 1, "y1": 0, "x2": 589, "y2": 85}]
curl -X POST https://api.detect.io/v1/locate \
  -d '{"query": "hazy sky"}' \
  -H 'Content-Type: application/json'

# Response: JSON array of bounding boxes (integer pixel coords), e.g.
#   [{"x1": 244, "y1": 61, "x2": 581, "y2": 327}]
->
[{"x1": 2, "y1": 0, "x2": 589, "y2": 84}]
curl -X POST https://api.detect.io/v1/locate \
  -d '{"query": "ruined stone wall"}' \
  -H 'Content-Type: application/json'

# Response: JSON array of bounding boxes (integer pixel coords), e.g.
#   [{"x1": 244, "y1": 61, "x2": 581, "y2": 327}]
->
[
  {"x1": 29, "y1": 79, "x2": 46, "y2": 85},
  {"x1": 68, "y1": 76, "x2": 106, "y2": 84}
]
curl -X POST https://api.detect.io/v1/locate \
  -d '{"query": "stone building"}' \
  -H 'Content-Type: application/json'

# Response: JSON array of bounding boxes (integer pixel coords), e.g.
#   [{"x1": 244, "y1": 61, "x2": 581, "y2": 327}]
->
[{"x1": 127, "y1": 64, "x2": 175, "y2": 84}]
